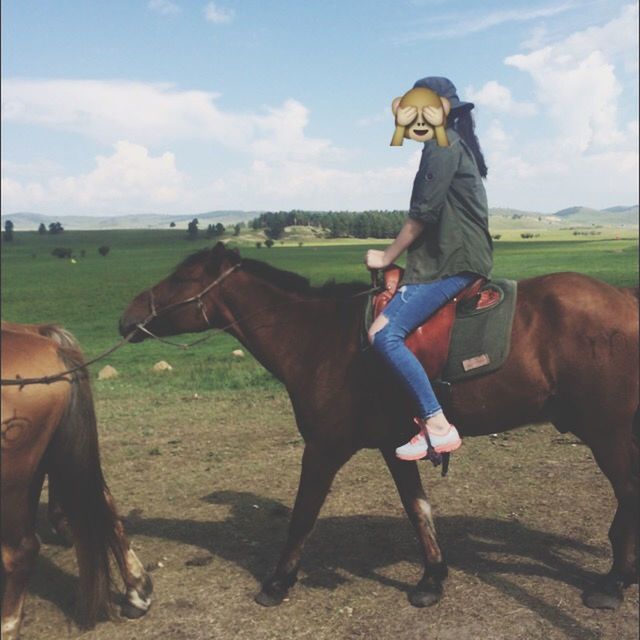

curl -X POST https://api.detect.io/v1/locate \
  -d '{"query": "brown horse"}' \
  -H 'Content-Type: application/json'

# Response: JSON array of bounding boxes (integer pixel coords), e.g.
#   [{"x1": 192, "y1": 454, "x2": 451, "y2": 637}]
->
[
  {"x1": 119, "y1": 242, "x2": 639, "y2": 611},
  {"x1": 1, "y1": 323, "x2": 152, "y2": 639}
]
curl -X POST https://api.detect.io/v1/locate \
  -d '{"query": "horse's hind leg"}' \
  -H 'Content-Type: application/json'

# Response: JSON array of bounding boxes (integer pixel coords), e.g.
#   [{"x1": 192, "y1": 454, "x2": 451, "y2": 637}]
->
[
  {"x1": 1, "y1": 490, "x2": 41, "y2": 640},
  {"x1": 47, "y1": 476, "x2": 73, "y2": 546},
  {"x1": 581, "y1": 417, "x2": 639, "y2": 609},
  {"x1": 256, "y1": 443, "x2": 353, "y2": 607},
  {"x1": 103, "y1": 489, "x2": 153, "y2": 618},
  {"x1": 381, "y1": 447, "x2": 447, "y2": 607}
]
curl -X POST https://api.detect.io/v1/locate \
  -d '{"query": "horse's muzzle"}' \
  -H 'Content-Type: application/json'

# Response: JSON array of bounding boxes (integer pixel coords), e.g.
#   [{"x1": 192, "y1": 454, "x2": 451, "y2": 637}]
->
[{"x1": 118, "y1": 316, "x2": 146, "y2": 342}]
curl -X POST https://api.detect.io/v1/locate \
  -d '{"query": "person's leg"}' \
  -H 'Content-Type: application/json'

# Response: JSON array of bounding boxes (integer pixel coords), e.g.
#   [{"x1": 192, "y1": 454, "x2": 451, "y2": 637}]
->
[{"x1": 369, "y1": 273, "x2": 476, "y2": 458}]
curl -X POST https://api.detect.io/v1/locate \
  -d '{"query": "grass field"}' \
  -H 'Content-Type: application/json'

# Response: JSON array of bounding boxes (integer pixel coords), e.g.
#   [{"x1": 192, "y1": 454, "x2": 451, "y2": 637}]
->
[
  {"x1": 2, "y1": 229, "x2": 638, "y2": 394},
  {"x1": 2, "y1": 229, "x2": 639, "y2": 640}
]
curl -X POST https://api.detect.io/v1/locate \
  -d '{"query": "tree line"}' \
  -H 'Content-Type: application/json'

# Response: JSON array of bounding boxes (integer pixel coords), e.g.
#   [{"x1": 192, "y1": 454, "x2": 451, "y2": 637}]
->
[
  {"x1": 3, "y1": 220, "x2": 66, "y2": 241},
  {"x1": 249, "y1": 210, "x2": 408, "y2": 239}
]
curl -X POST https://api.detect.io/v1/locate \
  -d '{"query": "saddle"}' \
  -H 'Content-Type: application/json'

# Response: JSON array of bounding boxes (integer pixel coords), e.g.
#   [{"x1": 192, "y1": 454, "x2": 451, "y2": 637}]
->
[{"x1": 371, "y1": 266, "x2": 502, "y2": 380}]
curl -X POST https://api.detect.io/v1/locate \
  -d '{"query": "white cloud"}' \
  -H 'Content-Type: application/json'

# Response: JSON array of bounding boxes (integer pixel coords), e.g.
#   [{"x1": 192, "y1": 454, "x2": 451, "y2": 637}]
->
[
  {"x1": 398, "y1": 1, "x2": 576, "y2": 42},
  {"x1": 504, "y1": 5, "x2": 639, "y2": 153},
  {"x1": 1, "y1": 138, "x2": 420, "y2": 215},
  {"x1": 203, "y1": 2, "x2": 234, "y2": 24},
  {"x1": 0, "y1": 79, "x2": 341, "y2": 164},
  {"x1": 2, "y1": 78, "x2": 381, "y2": 214},
  {"x1": 2, "y1": 79, "x2": 230, "y2": 146},
  {"x1": 2, "y1": 141, "x2": 188, "y2": 214},
  {"x1": 198, "y1": 149, "x2": 421, "y2": 211},
  {"x1": 464, "y1": 81, "x2": 537, "y2": 116},
  {"x1": 521, "y1": 25, "x2": 549, "y2": 51},
  {"x1": 148, "y1": 0, "x2": 181, "y2": 15},
  {"x1": 476, "y1": 4, "x2": 639, "y2": 210}
]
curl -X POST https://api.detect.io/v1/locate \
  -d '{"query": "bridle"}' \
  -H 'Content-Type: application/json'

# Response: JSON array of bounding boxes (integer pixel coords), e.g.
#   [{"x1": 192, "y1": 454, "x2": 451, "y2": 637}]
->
[
  {"x1": 137, "y1": 263, "x2": 241, "y2": 339},
  {"x1": 0, "y1": 263, "x2": 242, "y2": 387}
]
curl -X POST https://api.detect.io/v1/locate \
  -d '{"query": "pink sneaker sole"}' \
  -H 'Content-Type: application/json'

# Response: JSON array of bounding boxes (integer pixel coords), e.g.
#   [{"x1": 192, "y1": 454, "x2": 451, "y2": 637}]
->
[
  {"x1": 432, "y1": 438, "x2": 462, "y2": 454},
  {"x1": 395, "y1": 450, "x2": 429, "y2": 461}
]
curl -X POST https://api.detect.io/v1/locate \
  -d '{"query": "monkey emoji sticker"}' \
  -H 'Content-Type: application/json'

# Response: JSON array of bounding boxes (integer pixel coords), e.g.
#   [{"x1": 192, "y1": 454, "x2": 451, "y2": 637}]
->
[{"x1": 391, "y1": 87, "x2": 451, "y2": 147}]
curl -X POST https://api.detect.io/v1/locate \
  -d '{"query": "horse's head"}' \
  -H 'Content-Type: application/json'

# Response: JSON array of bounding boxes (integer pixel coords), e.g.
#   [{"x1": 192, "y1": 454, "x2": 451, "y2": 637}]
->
[{"x1": 119, "y1": 242, "x2": 240, "y2": 341}]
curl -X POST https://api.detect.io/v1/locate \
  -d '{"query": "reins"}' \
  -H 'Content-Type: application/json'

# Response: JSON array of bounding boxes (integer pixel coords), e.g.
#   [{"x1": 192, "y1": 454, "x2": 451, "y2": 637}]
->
[
  {"x1": 1, "y1": 262, "x2": 382, "y2": 387},
  {"x1": 0, "y1": 329, "x2": 140, "y2": 388}
]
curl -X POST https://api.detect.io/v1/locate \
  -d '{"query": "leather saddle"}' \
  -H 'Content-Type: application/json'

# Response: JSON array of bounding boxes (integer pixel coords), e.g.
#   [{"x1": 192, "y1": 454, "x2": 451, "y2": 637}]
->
[{"x1": 371, "y1": 266, "x2": 500, "y2": 380}]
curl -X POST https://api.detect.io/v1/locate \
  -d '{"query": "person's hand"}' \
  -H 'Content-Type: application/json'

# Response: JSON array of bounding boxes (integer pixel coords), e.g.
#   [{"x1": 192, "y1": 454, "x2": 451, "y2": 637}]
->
[
  {"x1": 396, "y1": 106, "x2": 417, "y2": 126},
  {"x1": 365, "y1": 249, "x2": 390, "y2": 270},
  {"x1": 423, "y1": 105, "x2": 445, "y2": 127}
]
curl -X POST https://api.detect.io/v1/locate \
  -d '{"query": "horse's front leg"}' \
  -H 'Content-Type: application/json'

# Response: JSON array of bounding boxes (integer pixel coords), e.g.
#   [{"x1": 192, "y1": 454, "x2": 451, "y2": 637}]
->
[
  {"x1": 255, "y1": 442, "x2": 353, "y2": 606},
  {"x1": 381, "y1": 446, "x2": 448, "y2": 606}
]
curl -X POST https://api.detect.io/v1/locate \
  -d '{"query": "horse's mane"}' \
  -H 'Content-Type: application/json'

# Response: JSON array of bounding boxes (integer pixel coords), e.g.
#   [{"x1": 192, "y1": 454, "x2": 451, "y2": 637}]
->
[
  {"x1": 176, "y1": 249, "x2": 368, "y2": 299},
  {"x1": 242, "y1": 258, "x2": 369, "y2": 299}
]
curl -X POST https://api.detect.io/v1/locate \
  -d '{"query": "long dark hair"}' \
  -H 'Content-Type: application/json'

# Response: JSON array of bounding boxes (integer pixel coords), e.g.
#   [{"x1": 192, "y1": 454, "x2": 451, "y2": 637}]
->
[{"x1": 450, "y1": 109, "x2": 488, "y2": 178}]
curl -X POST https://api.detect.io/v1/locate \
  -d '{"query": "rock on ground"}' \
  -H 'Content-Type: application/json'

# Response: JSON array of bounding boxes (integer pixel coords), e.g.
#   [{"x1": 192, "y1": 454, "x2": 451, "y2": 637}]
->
[{"x1": 98, "y1": 365, "x2": 118, "y2": 380}]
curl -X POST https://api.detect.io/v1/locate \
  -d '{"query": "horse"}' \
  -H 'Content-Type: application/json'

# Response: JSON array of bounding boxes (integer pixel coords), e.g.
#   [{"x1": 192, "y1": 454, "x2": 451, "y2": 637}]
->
[
  {"x1": 119, "y1": 242, "x2": 639, "y2": 611},
  {"x1": 1, "y1": 323, "x2": 153, "y2": 639}
]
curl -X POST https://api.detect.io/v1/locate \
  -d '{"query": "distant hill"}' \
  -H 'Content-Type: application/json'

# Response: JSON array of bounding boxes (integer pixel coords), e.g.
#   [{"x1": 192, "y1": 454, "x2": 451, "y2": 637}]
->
[
  {"x1": 0, "y1": 210, "x2": 260, "y2": 231},
  {"x1": 1, "y1": 205, "x2": 637, "y2": 231},
  {"x1": 551, "y1": 205, "x2": 638, "y2": 226}
]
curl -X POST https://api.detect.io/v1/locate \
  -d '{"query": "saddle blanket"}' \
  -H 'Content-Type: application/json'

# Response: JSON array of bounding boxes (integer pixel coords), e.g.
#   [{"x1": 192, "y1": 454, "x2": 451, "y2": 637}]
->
[{"x1": 441, "y1": 279, "x2": 517, "y2": 382}]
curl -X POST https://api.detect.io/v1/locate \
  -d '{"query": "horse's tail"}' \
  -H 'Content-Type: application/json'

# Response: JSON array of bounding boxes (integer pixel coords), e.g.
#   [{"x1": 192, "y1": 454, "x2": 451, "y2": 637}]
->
[
  {"x1": 35, "y1": 323, "x2": 80, "y2": 350},
  {"x1": 45, "y1": 341, "x2": 126, "y2": 627}
]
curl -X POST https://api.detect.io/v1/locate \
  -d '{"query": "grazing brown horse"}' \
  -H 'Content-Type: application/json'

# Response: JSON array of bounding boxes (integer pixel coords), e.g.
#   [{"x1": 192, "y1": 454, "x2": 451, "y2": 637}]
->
[
  {"x1": 119, "y1": 243, "x2": 638, "y2": 611},
  {"x1": 1, "y1": 323, "x2": 152, "y2": 639}
]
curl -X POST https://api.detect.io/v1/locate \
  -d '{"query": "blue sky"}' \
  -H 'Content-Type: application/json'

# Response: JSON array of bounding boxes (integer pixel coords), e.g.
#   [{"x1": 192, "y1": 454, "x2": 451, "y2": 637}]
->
[{"x1": 2, "y1": 0, "x2": 638, "y2": 215}]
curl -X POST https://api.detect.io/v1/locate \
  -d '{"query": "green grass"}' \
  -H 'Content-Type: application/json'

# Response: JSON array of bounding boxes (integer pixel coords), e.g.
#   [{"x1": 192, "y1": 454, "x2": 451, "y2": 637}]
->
[{"x1": 2, "y1": 229, "x2": 637, "y2": 394}]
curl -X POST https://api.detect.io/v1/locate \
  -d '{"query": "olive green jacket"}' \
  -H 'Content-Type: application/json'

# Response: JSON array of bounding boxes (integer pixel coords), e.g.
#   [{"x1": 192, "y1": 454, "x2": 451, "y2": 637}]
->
[{"x1": 402, "y1": 129, "x2": 493, "y2": 284}]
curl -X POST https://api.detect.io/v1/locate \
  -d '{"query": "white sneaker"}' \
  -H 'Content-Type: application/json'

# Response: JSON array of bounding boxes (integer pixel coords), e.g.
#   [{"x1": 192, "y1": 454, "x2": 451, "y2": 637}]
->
[
  {"x1": 426, "y1": 424, "x2": 462, "y2": 454},
  {"x1": 396, "y1": 425, "x2": 462, "y2": 461},
  {"x1": 395, "y1": 431, "x2": 430, "y2": 461}
]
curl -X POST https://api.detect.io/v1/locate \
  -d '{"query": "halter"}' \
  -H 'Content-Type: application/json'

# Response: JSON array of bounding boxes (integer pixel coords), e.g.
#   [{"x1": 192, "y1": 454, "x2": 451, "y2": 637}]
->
[
  {"x1": 141, "y1": 263, "x2": 241, "y2": 328},
  {"x1": 0, "y1": 263, "x2": 242, "y2": 386},
  {"x1": 134, "y1": 263, "x2": 241, "y2": 346}
]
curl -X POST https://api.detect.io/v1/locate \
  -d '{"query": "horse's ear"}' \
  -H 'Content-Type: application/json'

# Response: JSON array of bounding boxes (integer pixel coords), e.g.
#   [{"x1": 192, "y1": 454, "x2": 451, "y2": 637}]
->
[{"x1": 209, "y1": 241, "x2": 240, "y2": 270}]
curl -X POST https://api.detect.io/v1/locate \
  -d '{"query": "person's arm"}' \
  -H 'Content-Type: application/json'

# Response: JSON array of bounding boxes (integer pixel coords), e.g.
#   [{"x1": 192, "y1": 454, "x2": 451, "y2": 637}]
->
[{"x1": 365, "y1": 217, "x2": 425, "y2": 270}]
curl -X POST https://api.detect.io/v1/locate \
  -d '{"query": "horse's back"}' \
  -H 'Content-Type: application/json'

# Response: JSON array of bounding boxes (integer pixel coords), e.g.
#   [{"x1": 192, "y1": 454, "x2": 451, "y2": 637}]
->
[
  {"x1": 1, "y1": 321, "x2": 79, "y2": 348},
  {"x1": 517, "y1": 272, "x2": 638, "y2": 419}
]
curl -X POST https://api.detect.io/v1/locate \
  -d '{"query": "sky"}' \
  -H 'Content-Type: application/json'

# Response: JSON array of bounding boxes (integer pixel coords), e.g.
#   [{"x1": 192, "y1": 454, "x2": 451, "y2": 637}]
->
[{"x1": 1, "y1": 0, "x2": 638, "y2": 216}]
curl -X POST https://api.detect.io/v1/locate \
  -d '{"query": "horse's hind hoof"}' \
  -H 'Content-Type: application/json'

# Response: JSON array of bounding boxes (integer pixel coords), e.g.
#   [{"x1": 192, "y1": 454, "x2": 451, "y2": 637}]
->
[
  {"x1": 410, "y1": 564, "x2": 446, "y2": 607},
  {"x1": 582, "y1": 579, "x2": 624, "y2": 610},
  {"x1": 255, "y1": 589, "x2": 287, "y2": 607},
  {"x1": 121, "y1": 602, "x2": 149, "y2": 619},
  {"x1": 408, "y1": 584, "x2": 443, "y2": 608}
]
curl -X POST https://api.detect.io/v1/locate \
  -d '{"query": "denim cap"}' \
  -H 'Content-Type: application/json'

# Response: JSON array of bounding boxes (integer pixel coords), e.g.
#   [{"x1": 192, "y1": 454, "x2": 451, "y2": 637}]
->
[{"x1": 413, "y1": 77, "x2": 473, "y2": 113}]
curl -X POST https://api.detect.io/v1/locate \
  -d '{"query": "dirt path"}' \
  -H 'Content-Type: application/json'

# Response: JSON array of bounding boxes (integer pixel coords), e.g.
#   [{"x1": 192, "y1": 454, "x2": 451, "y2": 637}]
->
[{"x1": 18, "y1": 390, "x2": 639, "y2": 640}]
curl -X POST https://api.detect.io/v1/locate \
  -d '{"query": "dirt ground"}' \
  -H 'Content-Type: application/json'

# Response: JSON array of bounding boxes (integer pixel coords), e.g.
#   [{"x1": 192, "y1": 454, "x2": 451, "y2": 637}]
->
[{"x1": 17, "y1": 389, "x2": 639, "y2": 640}]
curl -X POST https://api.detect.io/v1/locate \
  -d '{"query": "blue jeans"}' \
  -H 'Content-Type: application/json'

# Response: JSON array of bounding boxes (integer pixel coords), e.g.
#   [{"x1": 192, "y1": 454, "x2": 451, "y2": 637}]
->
[{"x1": 371, "y1": 273, "x2": 477, "y2": 419}]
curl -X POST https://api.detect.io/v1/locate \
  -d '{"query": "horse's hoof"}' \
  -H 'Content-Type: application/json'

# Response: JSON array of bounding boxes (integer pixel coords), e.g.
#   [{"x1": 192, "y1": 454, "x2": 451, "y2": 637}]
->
[
  {"x1": 255, "y1": 589, "x2": 286, "y2": 607},
  {"x1": 121, "y1": 602, "x2": 149, "y2": 619},
  {"x1": 255, "y1": 574, "x2": 295, "y2": 607},
  {"x1": 582, "y1": 582, "x2": 623, "y2": 610},
  {"x1": 408, "y1": 584, "x2": 443, "y2": 608}
]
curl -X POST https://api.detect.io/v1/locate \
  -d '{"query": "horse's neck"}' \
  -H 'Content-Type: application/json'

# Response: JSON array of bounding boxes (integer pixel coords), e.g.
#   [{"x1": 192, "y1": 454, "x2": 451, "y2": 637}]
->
[{"x1": 221, "y1": 274, "x2": 358, "y2": 385}]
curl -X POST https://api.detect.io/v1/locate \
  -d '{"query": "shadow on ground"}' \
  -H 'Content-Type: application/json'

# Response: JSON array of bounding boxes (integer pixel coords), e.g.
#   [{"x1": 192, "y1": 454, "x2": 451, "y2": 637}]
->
[{"x1": 29, "y1": 490, "x2": 615, "y2": 640}]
